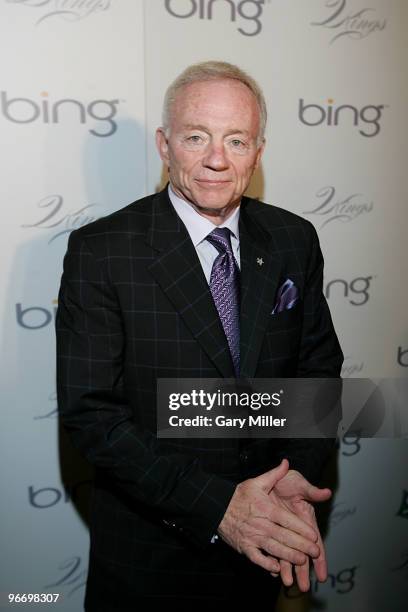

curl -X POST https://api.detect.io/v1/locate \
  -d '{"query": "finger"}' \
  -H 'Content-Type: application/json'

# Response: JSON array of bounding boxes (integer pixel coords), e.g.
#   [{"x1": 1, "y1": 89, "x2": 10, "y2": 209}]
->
[
  {"x1": 260, "y1": 539, "x2": 308, "y2": 566},
  {"x1": 312, "y1": 536, "x2": 328, "y2": 582},
  {"x1": 280, "y1": 560, "x2": 294, "y2": 587},
  {"x1": 265, "y1": 523, "x2": 320, "y2": 558},
  {"x1": 303, "y1": 508, "x2": 328, "y2": 582},
  {"x1": 246, "y1": 548, "x2": 281, "y2": 573},
  {"x1": 297, "y1": 504, "x2": 328, "y2": 583},
  {"x1": 295, "y1": 556, "x2": 310, "y2": 592},
  {"x1": 255, "y1": 459, "x2": 289, "y2": 493},
  {"x1": 270, "y1": 503, "x2": 318, "y2": 543}
]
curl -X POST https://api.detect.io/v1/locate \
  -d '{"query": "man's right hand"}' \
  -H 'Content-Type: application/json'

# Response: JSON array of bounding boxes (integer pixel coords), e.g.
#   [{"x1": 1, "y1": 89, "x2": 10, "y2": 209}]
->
[{"x1": 217, "y1": 459, "x2": 320, "y2": 573}]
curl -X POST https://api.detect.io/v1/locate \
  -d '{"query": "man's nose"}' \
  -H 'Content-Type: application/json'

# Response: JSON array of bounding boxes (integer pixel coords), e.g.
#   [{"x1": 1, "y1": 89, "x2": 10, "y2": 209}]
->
[{"x1": 202, "y1": 142, "x2": 229, "y2": 171}]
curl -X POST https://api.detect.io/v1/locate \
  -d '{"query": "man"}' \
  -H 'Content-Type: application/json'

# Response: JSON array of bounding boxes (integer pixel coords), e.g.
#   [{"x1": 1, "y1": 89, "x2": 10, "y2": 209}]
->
[{"x1": 56, "y1": 61, "x2": 343, "y2": 608}]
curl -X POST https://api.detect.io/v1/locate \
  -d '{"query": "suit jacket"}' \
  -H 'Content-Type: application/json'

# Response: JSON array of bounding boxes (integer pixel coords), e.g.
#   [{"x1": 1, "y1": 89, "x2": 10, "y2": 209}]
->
[{"x1": 56, "y1": 187, "x2": 343, "y2": 605}]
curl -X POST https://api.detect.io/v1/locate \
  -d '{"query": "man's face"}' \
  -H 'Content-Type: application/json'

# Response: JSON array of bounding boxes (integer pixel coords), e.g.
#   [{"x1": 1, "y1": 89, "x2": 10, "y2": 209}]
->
[{"x1": 156, "y1": 78, "x2": 264, "y2": 221}]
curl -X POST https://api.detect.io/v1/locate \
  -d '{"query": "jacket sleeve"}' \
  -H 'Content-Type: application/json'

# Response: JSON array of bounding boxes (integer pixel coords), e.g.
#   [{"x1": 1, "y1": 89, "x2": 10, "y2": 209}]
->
[
  {"x1": 275, "y1": 221, "x2": 344, "y2": 484},
  {"x1": 56, "y1": 229, "x2": 235, "y2": 549}
]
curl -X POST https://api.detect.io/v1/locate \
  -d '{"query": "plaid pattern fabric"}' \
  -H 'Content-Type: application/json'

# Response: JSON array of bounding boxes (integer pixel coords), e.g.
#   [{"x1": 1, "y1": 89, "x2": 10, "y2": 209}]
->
[{"x1": 56, "y1": 187, "x2": 343, "y2": 604}]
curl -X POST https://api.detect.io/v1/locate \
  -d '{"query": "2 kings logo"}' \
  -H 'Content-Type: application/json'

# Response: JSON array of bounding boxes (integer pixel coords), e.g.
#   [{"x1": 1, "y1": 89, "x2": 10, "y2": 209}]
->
[
  {"x1": 304, "y1": 186, "x2": 374, "y2": 229},
  {"x1": 5, "y1": 0, "x2": 111, "y2": 26},
  {"x1": 44, "y1": 556, "x2": 87, "y2": 599},
  {"x1": 164, "y1": 0, "x2": 266, "y2": 37},
  {"x1": 311, "y1": 0, "x2": 388, "y2": 45},
  {"x1": 0, "y1": 90, "x2": 119, "y2": 137},
  {"x1": 22, "y1": 194, "x2": 101, "y2": 244}
]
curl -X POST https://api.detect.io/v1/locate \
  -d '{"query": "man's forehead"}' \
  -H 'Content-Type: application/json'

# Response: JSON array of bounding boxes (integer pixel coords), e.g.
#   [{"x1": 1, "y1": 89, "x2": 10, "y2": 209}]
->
[
  {"x1": 175, "y1": 77, "x2": 255, "y2": 100},
  {"x1": 171, "y1": 81, "x2": 259, "y2": 124}
]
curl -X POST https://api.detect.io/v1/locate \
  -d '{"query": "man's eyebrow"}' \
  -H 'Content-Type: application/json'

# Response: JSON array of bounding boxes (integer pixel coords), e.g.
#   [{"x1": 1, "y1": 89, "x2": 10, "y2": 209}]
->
[
  {"x1": 182, "y1": 123, "x2": 209, "y2": 131},
  {"x1": 181, "y1": 124, "x2": 250, "y2": 136}
]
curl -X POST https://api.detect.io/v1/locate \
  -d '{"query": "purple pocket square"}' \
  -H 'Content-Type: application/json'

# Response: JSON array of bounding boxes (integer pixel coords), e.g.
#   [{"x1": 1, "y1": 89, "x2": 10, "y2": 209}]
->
[{"x1": 272, "y1": 279, "x2": 299, "y2": 314}]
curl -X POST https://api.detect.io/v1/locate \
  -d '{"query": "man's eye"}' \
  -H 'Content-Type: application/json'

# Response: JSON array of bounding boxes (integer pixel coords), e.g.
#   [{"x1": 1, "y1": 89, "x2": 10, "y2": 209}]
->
[
  {"x1": 187, "y1": 135, "x2": 202, "y2": 142},
  {"x1": 230, "y1": 139, "x2": 244, "y2": 147}
]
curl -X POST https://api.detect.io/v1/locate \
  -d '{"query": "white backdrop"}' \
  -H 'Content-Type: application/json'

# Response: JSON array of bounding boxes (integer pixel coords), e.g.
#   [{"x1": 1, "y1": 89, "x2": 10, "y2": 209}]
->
[{"x1": 1, "y1": 1, "x2": 407, "y2": 610}]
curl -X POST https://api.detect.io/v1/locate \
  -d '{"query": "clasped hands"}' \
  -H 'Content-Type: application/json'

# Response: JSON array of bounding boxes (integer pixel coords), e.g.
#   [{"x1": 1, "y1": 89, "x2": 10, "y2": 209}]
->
[{"x1": 217, "y1": 459, "x2": 331, "y2": 591}]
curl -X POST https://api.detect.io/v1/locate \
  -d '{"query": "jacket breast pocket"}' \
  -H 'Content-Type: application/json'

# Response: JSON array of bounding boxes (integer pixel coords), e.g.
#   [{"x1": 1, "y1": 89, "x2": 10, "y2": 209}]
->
[
  {"x1": 263, "y1": 302, "x2": 303, "y2": 357},
  {"x1": 268, "y1": 300, "x2": 303, "y2": 328}
]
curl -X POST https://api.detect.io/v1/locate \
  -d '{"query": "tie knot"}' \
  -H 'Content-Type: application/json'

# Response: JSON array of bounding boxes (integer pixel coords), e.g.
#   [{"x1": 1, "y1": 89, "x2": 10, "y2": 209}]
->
[{"x1": 206, "y1": 227, "x2": 234, "y2": 255}]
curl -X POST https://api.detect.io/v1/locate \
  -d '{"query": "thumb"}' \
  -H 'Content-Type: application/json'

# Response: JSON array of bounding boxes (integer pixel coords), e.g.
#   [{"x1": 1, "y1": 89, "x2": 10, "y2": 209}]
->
[
  {"x1": 255, "y1": 459, "x2": 289, "y2": 493},
  {"x1": 286, "y1": 470, "x2": 332, "y2": 503},
  {"x1": 303, "y1": 484, "x2": 332, "y2": 503}
]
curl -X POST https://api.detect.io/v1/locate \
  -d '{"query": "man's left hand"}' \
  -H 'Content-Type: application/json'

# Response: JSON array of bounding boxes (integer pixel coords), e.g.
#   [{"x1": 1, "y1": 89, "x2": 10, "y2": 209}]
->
[{"x1": 268, "y1": 469, "x2": 331, "y2": 592}]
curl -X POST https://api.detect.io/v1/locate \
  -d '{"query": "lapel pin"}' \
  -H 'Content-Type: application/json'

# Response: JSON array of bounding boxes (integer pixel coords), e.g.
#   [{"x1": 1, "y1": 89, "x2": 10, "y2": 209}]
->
[{"x1": 256, "y1": 257, "x2": 264, "y2": 266}]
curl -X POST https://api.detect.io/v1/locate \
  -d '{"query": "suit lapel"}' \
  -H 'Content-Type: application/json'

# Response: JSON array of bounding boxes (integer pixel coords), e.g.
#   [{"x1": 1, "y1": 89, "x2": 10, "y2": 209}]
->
[
  {"x1": 239, "y1": 199, "x2": 283, "y2": 378},
  {"x1": 145, "y1": 189, "x2": 235, "y2": 378}
]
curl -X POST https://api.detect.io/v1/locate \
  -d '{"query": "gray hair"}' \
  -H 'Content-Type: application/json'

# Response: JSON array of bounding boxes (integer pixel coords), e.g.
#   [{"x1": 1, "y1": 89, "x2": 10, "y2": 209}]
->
[{"x1": 162, "y1": 60, "x2": 267, "y2": 144}]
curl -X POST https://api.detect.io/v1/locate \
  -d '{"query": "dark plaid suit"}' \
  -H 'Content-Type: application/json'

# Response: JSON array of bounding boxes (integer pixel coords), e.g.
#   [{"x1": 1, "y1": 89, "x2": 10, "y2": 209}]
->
[{"x1": 56, "y1": 187, "x2": 343, "y2": 608}]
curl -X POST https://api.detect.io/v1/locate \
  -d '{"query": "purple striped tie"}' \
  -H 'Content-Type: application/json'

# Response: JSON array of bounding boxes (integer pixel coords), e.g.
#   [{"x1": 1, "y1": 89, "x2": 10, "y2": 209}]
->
[{"x1": 206, "y1": 227, "x2": 240, "y2": 376}]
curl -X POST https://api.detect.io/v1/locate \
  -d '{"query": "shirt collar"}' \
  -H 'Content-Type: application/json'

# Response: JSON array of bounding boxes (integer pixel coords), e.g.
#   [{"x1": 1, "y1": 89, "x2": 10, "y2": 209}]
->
[{"x1": 168, "y1": 184, "x2": 240, "y2": 248}]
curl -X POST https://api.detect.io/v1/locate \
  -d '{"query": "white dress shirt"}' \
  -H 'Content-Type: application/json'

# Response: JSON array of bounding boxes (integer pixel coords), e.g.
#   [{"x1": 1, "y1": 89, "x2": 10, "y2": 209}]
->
[{"x1": 168, "y1": 184, "x2": 241, "y2": 285}]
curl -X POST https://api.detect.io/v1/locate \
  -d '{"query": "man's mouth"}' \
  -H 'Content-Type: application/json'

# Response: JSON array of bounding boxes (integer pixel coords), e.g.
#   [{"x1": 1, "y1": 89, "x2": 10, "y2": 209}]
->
[{"x1": 195, "y1": 179, "x2": 231, "y2": 187}]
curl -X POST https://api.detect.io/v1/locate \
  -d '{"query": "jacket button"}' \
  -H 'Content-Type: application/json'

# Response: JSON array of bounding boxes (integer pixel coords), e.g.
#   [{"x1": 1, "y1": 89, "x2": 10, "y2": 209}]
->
[{"x1": 240, "y1": 452, "x2": 248, "y2": 462}]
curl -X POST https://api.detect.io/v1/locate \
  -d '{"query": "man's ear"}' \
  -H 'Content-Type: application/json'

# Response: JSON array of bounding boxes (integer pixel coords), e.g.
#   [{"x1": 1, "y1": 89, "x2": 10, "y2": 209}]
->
[
  {"x1": 254, "y1": 138, "x2": 265, "y2": 170},
  {"x1": 156, "y1": 128, "x2": 170, "y2": 164}
]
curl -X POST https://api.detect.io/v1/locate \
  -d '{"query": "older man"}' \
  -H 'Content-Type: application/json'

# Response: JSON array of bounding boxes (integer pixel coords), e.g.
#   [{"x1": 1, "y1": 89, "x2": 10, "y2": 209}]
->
[{"x1": 56, "y1": 61, "x2": 343, "y2": 608}]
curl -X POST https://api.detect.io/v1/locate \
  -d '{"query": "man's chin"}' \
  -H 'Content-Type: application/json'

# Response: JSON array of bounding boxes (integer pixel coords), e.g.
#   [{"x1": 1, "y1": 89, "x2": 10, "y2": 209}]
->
[
  {"x1": 172, "y1": 185, "x2": 239, "y2": 217},
  {"x1": 193, "y1": 198, "x2": 238, "y2": 216},
  {"x1": 189, "y1": 190, "x2": 237, "y2": 211}
]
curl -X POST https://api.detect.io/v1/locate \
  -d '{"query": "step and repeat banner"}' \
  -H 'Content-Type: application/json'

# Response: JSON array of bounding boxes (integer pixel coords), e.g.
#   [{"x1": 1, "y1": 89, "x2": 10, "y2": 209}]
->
[{"x1": 1, "y1": 1, "x2": 407, "y2": 610}]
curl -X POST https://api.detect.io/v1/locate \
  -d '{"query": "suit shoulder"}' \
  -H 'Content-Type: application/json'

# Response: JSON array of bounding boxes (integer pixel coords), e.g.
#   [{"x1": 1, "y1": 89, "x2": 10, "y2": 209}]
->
[
  {"x1": 66, "y1": 192, "x2": 157, "y2": 248},
  {"x1": 243, "y1": 197, "x2": 317, "y2": 241}
]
